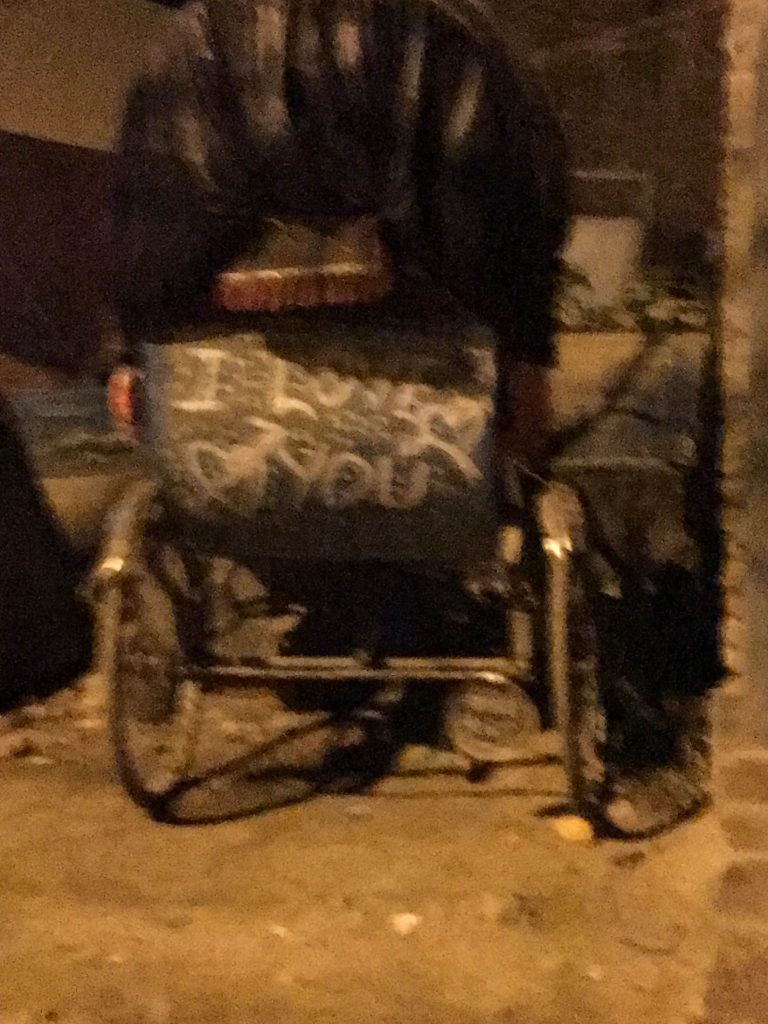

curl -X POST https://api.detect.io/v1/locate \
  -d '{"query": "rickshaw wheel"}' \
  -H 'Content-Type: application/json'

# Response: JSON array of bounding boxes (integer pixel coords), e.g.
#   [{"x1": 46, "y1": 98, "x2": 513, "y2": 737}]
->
[
  {"x1": 443, "y1": 677, "x2": 541, "y2": 764},
  {"x1": 108, "y1": 530, "x2": 201, "y2": 815},
  {"x1": 549, "y1": 553, "x2": 607, "y2": 821}
]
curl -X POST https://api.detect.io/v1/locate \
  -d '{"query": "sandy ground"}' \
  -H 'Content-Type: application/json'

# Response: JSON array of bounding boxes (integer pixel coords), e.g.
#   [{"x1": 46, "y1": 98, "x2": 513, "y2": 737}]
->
[{"x1": 0, "y1": 685, "x2": 727, "y2": 1024}]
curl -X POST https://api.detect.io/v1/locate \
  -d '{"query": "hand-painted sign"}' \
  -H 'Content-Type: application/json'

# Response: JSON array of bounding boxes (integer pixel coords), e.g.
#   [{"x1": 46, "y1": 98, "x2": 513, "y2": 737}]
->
[{"x1": 144, "y1": 314, "x2": 500, "y2": 563}]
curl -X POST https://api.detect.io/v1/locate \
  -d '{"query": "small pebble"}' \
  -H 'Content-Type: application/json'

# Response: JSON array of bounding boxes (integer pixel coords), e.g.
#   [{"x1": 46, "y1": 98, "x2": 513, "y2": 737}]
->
[
  {"x1": 17, "y1": 704, "x2": 48, "y2": 723},
  {"x1": 390, "y1": 913, "x2": 422, "y2": 937},
  {"x1": 345, "y1": 802, "x2": 373, "y2": 819},
  {"x1": 552, "y1": 815, "x2": 595, "y2": 843},
  {"x1": 75, "y1": 718, "x2": 105, "y2": 731}
]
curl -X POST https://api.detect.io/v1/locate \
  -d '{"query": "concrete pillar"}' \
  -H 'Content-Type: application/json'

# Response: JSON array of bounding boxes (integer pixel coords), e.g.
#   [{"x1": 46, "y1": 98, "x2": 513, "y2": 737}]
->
[
  {"x1": 749, "y1": 23, "x2": 768, "y2": 724},
  {"x1": 720, "y1": 0, "x2": 768, "y2": 746}
]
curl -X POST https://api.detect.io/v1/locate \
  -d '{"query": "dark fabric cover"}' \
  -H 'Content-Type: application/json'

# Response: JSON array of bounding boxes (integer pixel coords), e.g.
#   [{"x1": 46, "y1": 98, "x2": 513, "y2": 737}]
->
[{"x1": 112, "y1": 0, "x2": 568, "y2": 368}]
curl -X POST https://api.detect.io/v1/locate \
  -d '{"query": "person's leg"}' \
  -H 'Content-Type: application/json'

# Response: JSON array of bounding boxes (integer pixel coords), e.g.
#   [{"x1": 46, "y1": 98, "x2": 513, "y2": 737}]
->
[{"x1": 599, "y1": 570, "x2": 714, "y2": 836}]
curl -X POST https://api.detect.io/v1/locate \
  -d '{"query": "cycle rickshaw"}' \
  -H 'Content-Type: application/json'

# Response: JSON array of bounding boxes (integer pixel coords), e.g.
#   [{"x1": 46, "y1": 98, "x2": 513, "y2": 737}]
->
[{"x1": 90, "y1": 220, "x2": 654, "y2": 826}]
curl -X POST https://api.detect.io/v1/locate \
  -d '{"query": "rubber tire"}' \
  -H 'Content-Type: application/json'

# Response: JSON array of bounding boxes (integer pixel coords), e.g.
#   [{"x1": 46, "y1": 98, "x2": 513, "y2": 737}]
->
[
  {"x1": 108, "y1": 532, "x2": 199, "y2": 816},
  {"x1": 548, "y1": 552, "x2": 606, "y2": 821}
]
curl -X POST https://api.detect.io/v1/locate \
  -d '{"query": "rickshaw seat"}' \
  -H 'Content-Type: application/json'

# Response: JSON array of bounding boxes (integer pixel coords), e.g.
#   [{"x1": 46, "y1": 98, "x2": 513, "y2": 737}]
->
[{"x1": 141, "y1": 295, "x2": 501, "y2": 567}]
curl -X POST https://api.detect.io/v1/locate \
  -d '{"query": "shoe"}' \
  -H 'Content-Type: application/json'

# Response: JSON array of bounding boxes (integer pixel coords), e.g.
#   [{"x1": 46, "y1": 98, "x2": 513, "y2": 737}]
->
[{"x1": 603, "y1": 767, "x2": 710, "y2": 838}]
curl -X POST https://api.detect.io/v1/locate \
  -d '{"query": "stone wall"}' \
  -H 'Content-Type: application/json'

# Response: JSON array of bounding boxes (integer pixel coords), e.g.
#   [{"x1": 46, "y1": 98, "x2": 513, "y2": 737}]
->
[
  {"x1": 499, "y1": 0, "x2": 725, "y2": 273},
  {"x1": 703, "y1": 3, "x2": 768, "y2": 1020}
]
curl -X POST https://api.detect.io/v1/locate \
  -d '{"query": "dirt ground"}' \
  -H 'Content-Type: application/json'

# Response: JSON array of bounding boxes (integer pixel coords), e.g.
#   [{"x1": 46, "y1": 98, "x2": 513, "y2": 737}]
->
[{"x1": 0, "y1": 685, "x2": 726, "y2": 1024}]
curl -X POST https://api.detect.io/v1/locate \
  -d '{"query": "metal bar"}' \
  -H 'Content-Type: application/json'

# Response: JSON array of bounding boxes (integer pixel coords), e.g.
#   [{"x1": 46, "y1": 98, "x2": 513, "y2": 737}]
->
[
  {"x1": 384, "y1": 658, "x2": 513, "y2": 674},
  {"x1": 207, "y1": 656, "x2": 514, "y2": 674},
  {"x1": 260, "y1": 656, "x2": 365, "y2": 671},
  {"x1": 189, "y1": 663, "x2": 513, "y2": 688},
  {"x1": 90, "y1": 480, "x2": 156, "y2": 588},
  {"x1": 546, "y1": 551, "x2": 571, "y2": 740},
  {"x1": 553, "y1": 456, "x2": 686, "y2": 473}
]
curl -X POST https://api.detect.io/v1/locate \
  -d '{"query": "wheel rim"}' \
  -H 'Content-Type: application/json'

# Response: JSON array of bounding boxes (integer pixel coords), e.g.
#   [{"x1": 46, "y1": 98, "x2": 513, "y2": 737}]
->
[{"x1": 444, "y1": 678, "x2": 541, "y2": 764}]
